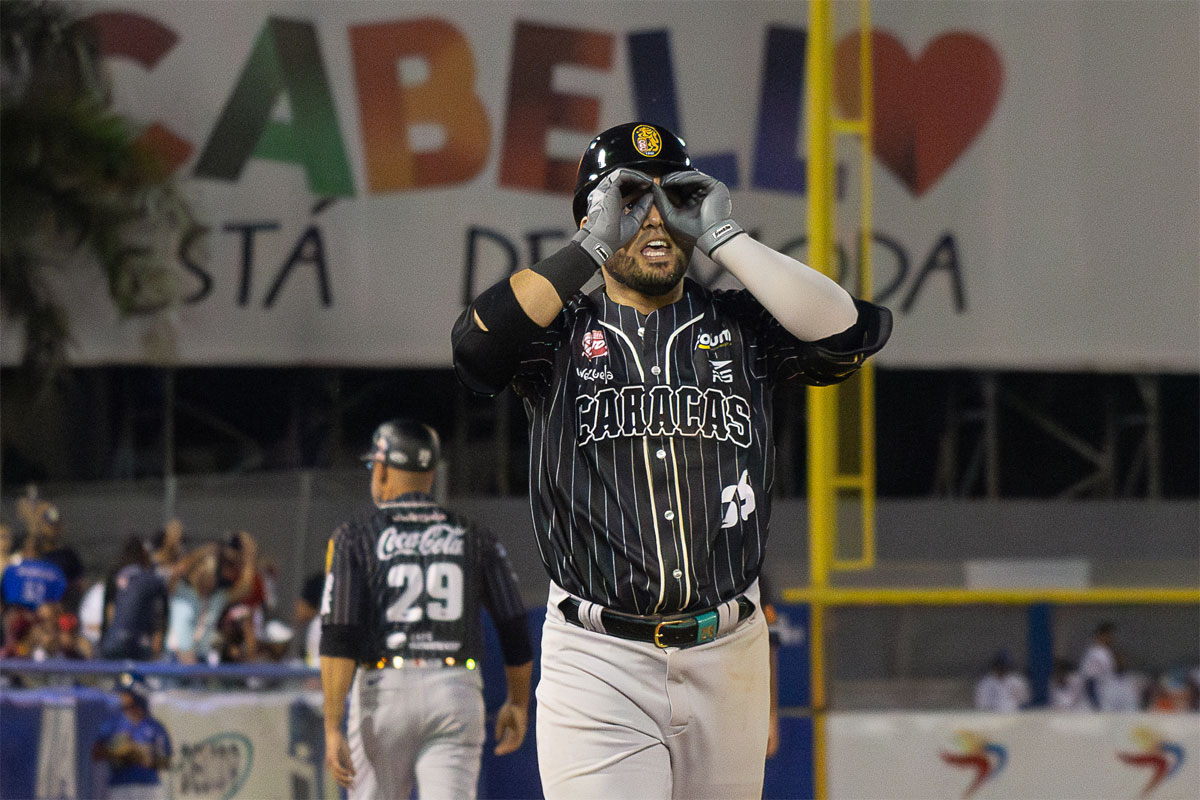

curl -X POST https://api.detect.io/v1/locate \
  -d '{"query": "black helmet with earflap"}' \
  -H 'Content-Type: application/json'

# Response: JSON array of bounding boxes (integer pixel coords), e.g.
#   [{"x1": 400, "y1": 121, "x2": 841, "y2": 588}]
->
[{"x1": 572, "y1": 122, "x2": 694, "y2": 225}]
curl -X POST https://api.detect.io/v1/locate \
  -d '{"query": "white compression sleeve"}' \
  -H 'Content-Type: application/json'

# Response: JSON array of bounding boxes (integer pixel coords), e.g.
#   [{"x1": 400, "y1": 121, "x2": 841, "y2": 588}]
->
[{"x1": 711, "y1": 234, "x2": 859, "y2": 340}]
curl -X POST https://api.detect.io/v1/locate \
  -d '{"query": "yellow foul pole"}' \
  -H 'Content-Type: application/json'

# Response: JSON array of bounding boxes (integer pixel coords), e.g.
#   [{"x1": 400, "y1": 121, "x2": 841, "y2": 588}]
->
[
  {"x1": 804, "y1": 1, "x2": 835, "y2": 798},
  {"x1": 806, "y1": 0, "x2": 876, "y2": 796}
]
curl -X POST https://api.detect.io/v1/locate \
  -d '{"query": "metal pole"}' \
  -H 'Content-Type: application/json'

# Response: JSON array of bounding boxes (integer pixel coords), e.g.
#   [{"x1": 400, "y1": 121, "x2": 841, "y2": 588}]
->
[
  {"x1": 983, "y1": 372, "x2": 1000, "y2": 499},
  {"x1": 806, "y1": 1, "x2": 835, "y2": 796},
  {"x1": 163, "y1": 367, "x2": 176, "y2": 523}
]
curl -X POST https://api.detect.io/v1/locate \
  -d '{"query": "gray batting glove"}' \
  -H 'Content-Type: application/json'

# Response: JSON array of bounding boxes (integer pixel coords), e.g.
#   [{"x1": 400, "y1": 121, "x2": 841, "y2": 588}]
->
[
  {"x1": 652, "y1": 171, "x2": 745, "y2": 257},
  {"x1": 572, "y1": 169, "x2": 656, "y2": 267}
]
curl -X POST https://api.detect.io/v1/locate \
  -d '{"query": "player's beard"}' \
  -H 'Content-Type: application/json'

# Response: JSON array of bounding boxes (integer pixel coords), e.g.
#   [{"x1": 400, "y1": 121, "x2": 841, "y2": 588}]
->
[{"x1": 604, "y1": 248, "x2": 690, "y2": 297}]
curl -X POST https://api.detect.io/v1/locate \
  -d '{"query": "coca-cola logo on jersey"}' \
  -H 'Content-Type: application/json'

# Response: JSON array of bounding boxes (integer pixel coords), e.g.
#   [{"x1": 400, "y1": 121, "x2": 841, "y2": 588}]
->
[{"x1": 377, "y1": 524, "x2": 465, "y2": 560}]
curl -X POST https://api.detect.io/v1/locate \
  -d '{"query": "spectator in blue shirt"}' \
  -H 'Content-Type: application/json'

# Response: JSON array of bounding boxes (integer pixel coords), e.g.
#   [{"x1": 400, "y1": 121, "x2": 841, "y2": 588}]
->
[
  {"x1": 100, "y1": 536, "x2": 168, "y2": 661},
  {"x1": 92, "y1": 672, "x2": 172, "y2": 800},
  {"x1": 1, "y1": 556, "x2": 67, "y2": 610},
  {"x1": 15, "y1": 494, "x2": 85, "y2": 610},
  {"x1": 1, "y1": 556, "x2": 67, "y2": 658}
]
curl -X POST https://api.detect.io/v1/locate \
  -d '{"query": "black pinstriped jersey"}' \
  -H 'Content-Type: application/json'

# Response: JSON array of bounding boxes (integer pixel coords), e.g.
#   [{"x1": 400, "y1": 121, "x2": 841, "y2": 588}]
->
[
  {"x1": 512, "y1": 278, "x2": 878, "y2": 615},
  {"x1": 320, "y1": 492, "x2": 526, "y2": 664}
]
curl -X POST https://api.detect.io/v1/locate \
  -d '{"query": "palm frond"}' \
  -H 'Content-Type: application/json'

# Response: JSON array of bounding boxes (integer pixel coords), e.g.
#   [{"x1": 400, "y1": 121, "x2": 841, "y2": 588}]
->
[{"x1": 0, "y1": 0, "x2": 208, "y2": 379}]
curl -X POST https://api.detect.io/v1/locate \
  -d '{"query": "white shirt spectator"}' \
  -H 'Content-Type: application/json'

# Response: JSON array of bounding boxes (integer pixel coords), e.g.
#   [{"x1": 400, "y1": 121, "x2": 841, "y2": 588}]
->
[
  {"x1": 1079, "y1": 632, "x2": 1119, "y2": 709},
  {"x1": 1099, "y1": 671, "x2": 1146, "y2": 711},
  {"x1": 1079, "y1": 641, "x2": 1116, "y2": 684},
  {"x1": 77, "y1": 580, "x2": 105, "y2": 646},
  {"x1": 975, "y1": 671, "x2": 1031, "y2": 712},
  {"x1": 1050, "y1": 670, "x2": 1090, "y2": 711}
]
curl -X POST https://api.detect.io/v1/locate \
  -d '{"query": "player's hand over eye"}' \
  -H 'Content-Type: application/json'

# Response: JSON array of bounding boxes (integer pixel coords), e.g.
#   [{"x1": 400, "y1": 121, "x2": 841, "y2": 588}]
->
[
  {"x1": 572, "y1": 168, "x2": 656, "y2": 267},
  {"x1": 651, "y1": 171, "x2": 745, "y2": 257}
]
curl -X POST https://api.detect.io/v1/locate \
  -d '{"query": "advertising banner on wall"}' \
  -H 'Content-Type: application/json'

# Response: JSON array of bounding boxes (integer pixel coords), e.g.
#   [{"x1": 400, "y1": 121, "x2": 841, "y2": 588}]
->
[
  {"x1": 2, "y1": 0, "x2": 1196, "y2": 371},
  {"x1": 829, "y1": 711, "x2": 1200, "y2": 799},
  {"x1": 152, "y1": 689, "x2": 333, "y2": 800}
]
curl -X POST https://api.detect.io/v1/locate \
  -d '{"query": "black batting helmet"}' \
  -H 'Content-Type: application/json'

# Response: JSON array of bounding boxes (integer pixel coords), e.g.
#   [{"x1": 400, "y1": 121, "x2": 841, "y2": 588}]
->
[
  {"x1": 572, "y1": 122, "x2": 694, "y2": 225},
  {"x1": 361, "y1": 419, "x2": 441, "y2": 472}
]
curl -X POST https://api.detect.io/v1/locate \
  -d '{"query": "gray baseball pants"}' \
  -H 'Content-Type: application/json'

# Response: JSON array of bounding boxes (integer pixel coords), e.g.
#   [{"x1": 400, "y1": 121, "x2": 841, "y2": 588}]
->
[{"x1": 348, "y1": 665, "x2": 485, "y2": 800}]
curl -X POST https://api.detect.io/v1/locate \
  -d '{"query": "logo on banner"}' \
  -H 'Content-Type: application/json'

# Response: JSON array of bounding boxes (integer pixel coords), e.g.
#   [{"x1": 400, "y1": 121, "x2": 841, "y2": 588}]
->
[
  {"x1": 940, "y1": 730, "x2": 1007, "y2": 798},
  {"x1": 1117, "y1": 726, "x2": 1186, "y2": 798},
  {"x1": 834, "y1": 32, "x2": 1004, "y2": 196},
  {"x1": 174, "y1": 732, "x2": 254, "y2": 798},
  {"x1": 582, "y1": 330, "x2": 608, "y2": 359}
]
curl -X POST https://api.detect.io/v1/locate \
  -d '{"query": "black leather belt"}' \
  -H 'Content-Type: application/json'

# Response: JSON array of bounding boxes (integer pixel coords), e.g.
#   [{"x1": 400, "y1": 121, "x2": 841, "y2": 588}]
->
[{"x1": 558, "y1": 596, "x2": 756, "y2": 649}]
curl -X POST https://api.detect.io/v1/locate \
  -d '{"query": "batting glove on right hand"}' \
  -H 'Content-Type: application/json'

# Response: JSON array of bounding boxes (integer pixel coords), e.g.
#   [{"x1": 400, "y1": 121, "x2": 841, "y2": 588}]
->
[
  {"x1": 572, "y1": 168, "x2": 656, "y2": 267},
  {"x1": 652, "y1": 171, "x2": 745, "y2": 258}
]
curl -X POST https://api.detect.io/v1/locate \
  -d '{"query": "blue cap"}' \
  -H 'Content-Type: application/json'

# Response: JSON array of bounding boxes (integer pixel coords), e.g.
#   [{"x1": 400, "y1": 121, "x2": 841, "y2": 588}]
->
[{"x1": 116, "y1": 671, "x2": 151, "y2": 707}]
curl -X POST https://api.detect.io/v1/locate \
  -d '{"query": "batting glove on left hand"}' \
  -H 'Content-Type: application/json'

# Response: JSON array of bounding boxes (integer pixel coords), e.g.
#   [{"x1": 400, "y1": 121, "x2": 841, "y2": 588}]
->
[{"x1": 652, "y1": 171, "x2": 745, "y2": 257}]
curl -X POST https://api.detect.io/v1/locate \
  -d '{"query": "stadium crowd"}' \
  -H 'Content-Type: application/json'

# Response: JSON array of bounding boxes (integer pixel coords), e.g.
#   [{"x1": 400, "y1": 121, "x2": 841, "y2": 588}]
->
[
  {"x1": 973, "y1": 624, "x2": 1200, "y2": 713},
  {"x1": 0, "y1": 490, "x2": 324, "y2": 677}
]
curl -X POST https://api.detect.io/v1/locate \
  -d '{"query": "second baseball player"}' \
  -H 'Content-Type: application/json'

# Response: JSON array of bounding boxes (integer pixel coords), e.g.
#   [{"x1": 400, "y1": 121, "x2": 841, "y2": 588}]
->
[{"x1": 319, "y1": 419, "x2": 533, "y2": 799}]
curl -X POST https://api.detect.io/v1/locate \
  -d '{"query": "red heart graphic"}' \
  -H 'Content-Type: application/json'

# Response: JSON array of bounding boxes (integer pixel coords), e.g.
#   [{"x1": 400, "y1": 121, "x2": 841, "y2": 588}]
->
[{"x1": 834, "y1": 31, "x2": 1004, "y2": 196}]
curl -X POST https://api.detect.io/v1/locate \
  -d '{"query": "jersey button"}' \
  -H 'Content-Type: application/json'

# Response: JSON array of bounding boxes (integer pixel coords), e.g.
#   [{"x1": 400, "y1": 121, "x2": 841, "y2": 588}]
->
[
  {"x1": 664, "y1": 510, "x2": 675, "y2": 521},
  {"x1": 637, "y1": 327, "x2": 645, "y2": 337},
  {"x1": 650, "y1": 365, "x2": 662, "y2": 376},
  {"x1": 656, "y1": 449, "x2": 666, "y2": 460},
  {"x1": 672, "y1": 569, "x2": 683, "y2": 579}
]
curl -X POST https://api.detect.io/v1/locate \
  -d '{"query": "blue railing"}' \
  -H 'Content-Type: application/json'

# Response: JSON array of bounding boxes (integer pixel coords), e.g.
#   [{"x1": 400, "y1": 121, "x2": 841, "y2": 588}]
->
[{"x1": 0, "y1": 657, "x2": 320, "y2": 681}]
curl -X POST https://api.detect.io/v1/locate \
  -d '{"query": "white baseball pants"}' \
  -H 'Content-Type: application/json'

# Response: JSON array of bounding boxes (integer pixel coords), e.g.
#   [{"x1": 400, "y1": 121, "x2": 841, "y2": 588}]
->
[{"x1": 537, "y1": 582, "x2": 769, "y2": 799}]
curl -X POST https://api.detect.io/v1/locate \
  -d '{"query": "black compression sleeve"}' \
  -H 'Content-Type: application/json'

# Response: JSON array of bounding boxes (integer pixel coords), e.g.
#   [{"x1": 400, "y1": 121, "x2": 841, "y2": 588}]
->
[
  {"x1": 452, "y1": 243, "x2": 595, "y2": 395},
  {"x1": 451, "y1": 282, "x2": 541, "y2": 396},
  {"x1": 493, "y1": 614, "x2": 534, "y2": 666},
  {"x1": 319, "y1": 624, "x2": 369, "y2": 661},
  {"x1": 530, "y1": 242, "x2": 598, "y2": 304},
  {"x1": 470, "y1": 278, "x2": 543, "y2": 341}
]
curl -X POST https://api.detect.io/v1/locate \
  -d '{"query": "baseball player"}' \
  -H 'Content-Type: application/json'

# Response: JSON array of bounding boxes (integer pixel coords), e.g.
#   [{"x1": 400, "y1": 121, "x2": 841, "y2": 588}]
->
[
  {"x1": 319, "y1": 419, "x2": 533, "y2": 799},
  {"x1": 452, "y1": 121, "x2": 891, "y2": 798},
  {"x1": 91, "y1": 671, "x2": 172, "y2": 800}
]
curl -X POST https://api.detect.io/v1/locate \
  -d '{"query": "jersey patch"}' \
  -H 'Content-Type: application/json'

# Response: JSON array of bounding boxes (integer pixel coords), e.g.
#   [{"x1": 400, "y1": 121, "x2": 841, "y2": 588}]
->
[
  {"x1": 696, "y1": 328, "x2": 732, "y2": 350},
  {"x1": 582, "y1": 330, "x2": 608, "y2": 359},
  {"x1": 710, "y1": 359, "x2": 734, "y2": 384},
  {"x1": 576, "y1": 385, "x2": 752, "y2": 447},
  {"x1": 720, "y1": 469, "x2": 757, "y2": 528},
  {"x1": 377, "y1": 524, "x2": 465, "y2": 561},
  {"x1": 575, "y1": 366, "x2": 614, "y2": 383}
]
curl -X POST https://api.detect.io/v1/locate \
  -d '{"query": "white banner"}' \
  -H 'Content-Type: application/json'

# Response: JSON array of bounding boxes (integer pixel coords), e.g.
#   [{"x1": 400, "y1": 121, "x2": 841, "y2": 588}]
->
[
  {"x1": 2, "y1": 1, "x2": 1196, "y2": 370},
  {"x1": 829, "y1": 712, "x2": 1200, "y2": 800},
  {"x1": 152, "y1": 689, "x2": 335, "y2": 800}
]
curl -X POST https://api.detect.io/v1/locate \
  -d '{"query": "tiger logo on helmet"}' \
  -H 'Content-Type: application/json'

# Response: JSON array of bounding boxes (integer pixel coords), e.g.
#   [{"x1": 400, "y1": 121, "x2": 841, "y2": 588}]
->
[{"x1": 632, "y1": 125, "x2": 663, "y2": 157}]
